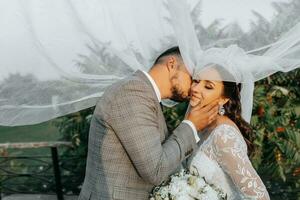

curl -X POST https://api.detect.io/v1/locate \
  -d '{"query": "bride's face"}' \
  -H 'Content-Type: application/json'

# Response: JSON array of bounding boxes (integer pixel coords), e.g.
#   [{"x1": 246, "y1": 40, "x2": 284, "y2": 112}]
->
[
  {"x1": 190, "y1": 79, "x2": 225, "y2": 107},
  {"x1": 190, "y1": 66, "x2": 230, "y2": 107}
]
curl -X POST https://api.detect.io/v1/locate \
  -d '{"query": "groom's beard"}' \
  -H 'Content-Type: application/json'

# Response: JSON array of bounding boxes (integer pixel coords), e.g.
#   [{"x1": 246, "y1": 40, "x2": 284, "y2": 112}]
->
[{"x1": 170, "y1": 85, "x2": 190, "y2": 102}]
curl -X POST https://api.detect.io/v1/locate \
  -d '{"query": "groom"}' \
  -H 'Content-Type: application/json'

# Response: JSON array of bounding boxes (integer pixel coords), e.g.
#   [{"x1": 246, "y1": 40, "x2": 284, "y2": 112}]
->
[{"x1": 78, "y1": 47, "x2": 219, "y2": 200}]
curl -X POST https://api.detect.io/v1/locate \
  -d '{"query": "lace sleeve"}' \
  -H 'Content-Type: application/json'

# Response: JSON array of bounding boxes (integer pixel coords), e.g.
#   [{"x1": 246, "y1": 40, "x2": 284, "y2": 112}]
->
[{"x1": 212, "y1": 125, "x2": 270, "y2": 200}]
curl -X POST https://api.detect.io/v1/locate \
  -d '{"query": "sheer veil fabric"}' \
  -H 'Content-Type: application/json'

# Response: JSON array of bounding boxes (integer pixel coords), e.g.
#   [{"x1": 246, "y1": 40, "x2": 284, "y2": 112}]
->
[
  {"x1": 168, "y1": 0, "x2": 300, "y2": 122},
  {"x1": 0, "y1": 0, "x2": 299, "y2": 126}
]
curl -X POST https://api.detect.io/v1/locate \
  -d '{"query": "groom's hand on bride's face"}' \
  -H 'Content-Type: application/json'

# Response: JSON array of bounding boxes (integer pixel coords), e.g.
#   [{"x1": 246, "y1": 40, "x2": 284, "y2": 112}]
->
[{"x1": 185, "y1": 99, "x2": 219, "y2": 131}]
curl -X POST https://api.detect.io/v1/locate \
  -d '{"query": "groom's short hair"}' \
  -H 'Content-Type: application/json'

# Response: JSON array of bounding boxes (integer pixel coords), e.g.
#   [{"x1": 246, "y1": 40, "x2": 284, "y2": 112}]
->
[{"x1": 154, "y1": 46, "x2": 182, "y2": 65}]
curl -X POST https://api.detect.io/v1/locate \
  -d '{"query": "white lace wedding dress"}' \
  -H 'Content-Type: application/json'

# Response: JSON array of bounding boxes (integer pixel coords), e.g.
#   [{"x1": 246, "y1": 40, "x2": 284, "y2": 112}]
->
[{"x1": 188, "y1": 124, "x2": 270, "y2": 200}]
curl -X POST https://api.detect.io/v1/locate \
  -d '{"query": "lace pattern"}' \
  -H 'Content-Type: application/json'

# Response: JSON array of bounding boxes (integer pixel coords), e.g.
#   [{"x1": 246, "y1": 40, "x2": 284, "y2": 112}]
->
[{"x1": 189, "y1": 124, "x2": 270, "y2": 200}]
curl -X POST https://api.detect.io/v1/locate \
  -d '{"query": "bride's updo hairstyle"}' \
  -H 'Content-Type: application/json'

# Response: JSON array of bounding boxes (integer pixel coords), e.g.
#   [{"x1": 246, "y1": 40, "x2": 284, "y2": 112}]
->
[{"x1": 199, "y1": 64, "x2": 254, "y2": 154}]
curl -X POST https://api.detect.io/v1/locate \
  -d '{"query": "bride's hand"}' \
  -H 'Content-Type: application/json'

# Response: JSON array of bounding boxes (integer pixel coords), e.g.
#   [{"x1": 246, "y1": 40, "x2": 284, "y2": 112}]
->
[{"x1": 185, "y1": 99, "x2": 219, "y2": 131}]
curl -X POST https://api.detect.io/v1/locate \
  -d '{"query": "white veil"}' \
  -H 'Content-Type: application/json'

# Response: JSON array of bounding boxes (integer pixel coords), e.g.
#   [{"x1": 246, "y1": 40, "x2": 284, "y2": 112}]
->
[
  {"x1": 0, "y1": 0, "x2": 177, "y2": 126},
  {"x1": 0, "y1": 0, "x2": 299, "y2": 126},
  {"x1": 168, "y1": 0, "x2": 300, "y2": 122}
]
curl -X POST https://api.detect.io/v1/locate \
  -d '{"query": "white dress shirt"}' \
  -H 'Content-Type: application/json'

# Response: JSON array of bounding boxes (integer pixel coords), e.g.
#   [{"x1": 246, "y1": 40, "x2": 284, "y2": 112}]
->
[{"x1": 142, "y1": 71, "x2": 199, "y2": 143}]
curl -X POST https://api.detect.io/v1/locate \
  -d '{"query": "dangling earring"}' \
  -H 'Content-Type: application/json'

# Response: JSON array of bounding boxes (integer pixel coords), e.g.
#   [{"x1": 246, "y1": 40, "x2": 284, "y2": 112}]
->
[{"x1": 218, "y1": 105, "x2": 225, "y2": 116}]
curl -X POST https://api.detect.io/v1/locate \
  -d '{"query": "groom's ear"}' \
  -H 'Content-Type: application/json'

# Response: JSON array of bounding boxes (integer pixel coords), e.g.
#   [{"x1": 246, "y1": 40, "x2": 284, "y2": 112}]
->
[{"x1": 166, "y1": 56, "x2": 177, "y2": 75}]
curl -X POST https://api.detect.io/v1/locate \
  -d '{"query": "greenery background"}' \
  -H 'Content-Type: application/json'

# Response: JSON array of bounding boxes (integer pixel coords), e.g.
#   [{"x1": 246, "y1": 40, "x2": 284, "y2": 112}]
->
[{"x1": 0, "y1": 0, "x2": 300, "y2": 199}]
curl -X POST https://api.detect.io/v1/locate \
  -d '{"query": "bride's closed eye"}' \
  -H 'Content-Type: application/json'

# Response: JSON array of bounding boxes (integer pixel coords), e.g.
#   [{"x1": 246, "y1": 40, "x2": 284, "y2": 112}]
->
[
  {"x1": 205, "y1": 85, "x2": 213, "y2": 90},
  {"x1": 205, "y1": 84, "x2": 214, "y2": 89},
  {"x1": 192, "y1": 80, "x2": 215, "y2": 89},
  {"x1": 205, "y1": 81, "x2": 215, "y2": 90}
]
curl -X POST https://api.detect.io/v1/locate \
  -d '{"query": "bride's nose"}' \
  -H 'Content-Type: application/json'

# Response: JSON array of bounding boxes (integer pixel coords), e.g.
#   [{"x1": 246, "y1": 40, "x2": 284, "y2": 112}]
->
[{"x1": 191, "y1": 82, "x2": 202, "y2": 93}]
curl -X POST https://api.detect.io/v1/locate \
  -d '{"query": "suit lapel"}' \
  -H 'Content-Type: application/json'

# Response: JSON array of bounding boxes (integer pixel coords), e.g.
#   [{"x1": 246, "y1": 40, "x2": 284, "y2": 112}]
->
[{"x1": 134, "y1": 70, "x2": 169, "y2": 140}]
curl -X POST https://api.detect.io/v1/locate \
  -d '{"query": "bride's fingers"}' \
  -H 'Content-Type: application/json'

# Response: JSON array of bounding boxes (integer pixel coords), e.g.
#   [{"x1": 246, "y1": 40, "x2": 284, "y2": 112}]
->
[
  {"x1": 201, "y1": 99, "x2": 219, "y2": 112},
  {"x1": 191, "y1": 99, "x2": 218, "y2": 112},
  {"x1": 208, "y1": 111, "x2": 218, "y2": 124},
  {"x1": 208, "y1": 107, "x2": 218, "y2": 117}
]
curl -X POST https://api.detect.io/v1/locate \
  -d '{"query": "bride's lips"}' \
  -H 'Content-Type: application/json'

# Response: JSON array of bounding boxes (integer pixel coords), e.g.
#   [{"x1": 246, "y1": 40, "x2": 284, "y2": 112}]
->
[
  {"x1": 191, "y1": 94, "x2": 199, "y2": 99},
  {"x1": 191, "y1": 94, "x2": 201, "y2": 102}
]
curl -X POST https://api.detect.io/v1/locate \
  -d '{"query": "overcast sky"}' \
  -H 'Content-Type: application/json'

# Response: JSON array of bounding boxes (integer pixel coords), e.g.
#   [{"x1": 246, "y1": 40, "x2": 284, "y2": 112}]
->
[{"x1": 199, "y1": 0, "x2": 290, "y2": 31}]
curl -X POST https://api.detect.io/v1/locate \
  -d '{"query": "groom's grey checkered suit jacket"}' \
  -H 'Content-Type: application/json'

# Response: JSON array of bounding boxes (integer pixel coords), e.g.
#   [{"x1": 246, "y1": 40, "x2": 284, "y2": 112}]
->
[{"x1": 78, "y1": 70, "x2": 197, "y2": 200}]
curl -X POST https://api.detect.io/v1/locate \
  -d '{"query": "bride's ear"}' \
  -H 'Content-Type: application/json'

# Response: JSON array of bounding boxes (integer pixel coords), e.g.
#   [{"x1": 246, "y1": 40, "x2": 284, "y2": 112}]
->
[{"x1": 219, "y1": 97, "x2": 229, "y2": 106}]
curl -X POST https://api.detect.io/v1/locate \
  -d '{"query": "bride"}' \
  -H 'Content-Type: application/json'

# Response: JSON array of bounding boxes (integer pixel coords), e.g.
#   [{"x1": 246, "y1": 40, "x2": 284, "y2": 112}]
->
[{"x1": 186, "y1": 64, "x2": 270, "y2": 200}]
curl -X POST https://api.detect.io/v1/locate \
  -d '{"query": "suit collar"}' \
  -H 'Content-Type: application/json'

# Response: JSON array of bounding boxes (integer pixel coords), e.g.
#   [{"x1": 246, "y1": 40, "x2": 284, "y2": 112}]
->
[{"x1": 134, "y1": 70, "x2": 161, "y2": 103}]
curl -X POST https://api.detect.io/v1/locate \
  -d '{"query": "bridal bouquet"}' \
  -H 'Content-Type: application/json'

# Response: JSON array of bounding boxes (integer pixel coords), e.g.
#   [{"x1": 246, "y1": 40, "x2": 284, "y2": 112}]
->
[{"x1": 150, "y1": 169, "x2": 226, "y2": 200}]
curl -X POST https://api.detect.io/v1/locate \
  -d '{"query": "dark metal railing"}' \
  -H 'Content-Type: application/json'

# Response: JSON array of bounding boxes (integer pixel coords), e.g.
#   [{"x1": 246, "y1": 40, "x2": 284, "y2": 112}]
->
[{"x1": 0, "y1": 142, "x2": 81, "y2": 200}]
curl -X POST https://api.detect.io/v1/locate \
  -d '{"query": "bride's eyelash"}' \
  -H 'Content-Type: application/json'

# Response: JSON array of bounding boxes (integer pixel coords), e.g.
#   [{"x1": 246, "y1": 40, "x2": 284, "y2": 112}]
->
[{"x1": 205, "y1": 85, "x2": 213, "y2": 89}]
